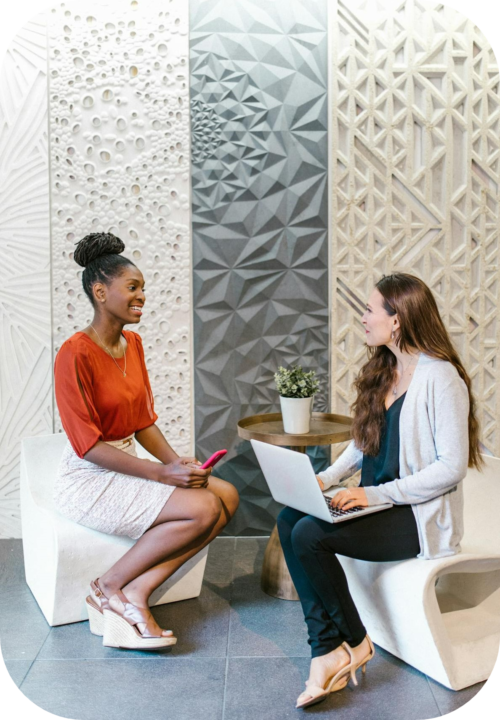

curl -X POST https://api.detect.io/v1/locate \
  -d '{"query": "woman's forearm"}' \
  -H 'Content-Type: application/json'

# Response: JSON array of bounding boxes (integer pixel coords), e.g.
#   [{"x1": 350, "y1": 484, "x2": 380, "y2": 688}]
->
[
  {"x1": 317, "y1": 440, "x2": 363, "y2": 489},
  {"x1": 84, "y1": 441, "x2": 161, "y2": 481},
  {"x1": 84, "y1": 438, "x2": 210, "y2": 489},
  {"x1": 134, "y1": 423, "x2": 179, "y2": 464}
]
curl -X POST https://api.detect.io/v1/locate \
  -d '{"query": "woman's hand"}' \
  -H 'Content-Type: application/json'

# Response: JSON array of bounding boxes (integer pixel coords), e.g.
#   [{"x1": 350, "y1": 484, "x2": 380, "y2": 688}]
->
[
  {"x1": 328, "y1": 487, "x2": 369, "y2": 511},
  {"x1": 316, "y1": 475, "x2": 324, "y2": 491},
  {"x1": 155, "y1": 457, "x2": 211, "y2": 488},
  {"x1": 186, "y1": 458, "x2": 213, "y2": 477}
]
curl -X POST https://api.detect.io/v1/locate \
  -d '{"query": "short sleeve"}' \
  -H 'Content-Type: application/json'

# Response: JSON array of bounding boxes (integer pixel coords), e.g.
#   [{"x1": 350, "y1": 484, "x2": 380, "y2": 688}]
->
[
  {"x1": 54, "y1": 342, "x2": 104, "y2": 458},
  {"x1": 133, "y1": 332, "x2": 159, "y2": 430}
]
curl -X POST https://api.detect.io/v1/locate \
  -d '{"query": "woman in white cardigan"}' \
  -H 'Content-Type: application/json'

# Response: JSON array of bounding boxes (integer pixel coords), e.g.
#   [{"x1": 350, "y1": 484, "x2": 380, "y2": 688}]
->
[{"x1": 277, "y1": 273, "x2": 483, "y2": 709}]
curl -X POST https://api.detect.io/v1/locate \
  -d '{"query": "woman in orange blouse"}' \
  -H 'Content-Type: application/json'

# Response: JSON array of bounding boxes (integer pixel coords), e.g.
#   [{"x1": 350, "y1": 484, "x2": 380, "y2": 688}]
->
[{"x1": 54, "y1": 232, "x2": 239, "y2": 650}]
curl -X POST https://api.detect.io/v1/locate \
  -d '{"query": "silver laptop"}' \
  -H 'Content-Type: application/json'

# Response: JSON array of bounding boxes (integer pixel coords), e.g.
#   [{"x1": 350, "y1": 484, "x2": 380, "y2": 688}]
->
[{"x1": 251, "y1": 439, "x2": 393, "y2": 523}]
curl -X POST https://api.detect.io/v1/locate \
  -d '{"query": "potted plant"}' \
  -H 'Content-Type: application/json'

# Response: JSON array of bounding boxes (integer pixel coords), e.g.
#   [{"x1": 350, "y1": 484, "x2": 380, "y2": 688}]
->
[{"x1": 274, "y1": 364, "x2": 320, "y2": 434}]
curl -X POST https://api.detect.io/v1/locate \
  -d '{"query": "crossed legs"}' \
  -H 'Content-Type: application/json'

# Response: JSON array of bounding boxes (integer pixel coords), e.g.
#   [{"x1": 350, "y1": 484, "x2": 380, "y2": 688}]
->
[
  {"x1": 277, "y1": 505, "x2": 420, "y2": 701},
  {"x1": 98, "y1": 476, "x2": 239, "y2": 635}
]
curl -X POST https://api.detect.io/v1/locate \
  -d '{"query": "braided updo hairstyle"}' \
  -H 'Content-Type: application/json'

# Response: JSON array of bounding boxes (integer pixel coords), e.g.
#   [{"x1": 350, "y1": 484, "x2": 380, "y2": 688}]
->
[{"x1": 73, "y1": 232, "x2": 136, "y2": 306}]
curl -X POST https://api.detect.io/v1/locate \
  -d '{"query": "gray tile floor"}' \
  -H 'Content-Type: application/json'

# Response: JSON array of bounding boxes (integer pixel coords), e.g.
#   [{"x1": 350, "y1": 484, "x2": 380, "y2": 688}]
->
[{"x1": 0, "y1": 538, "x2": 486, "y2": 720}]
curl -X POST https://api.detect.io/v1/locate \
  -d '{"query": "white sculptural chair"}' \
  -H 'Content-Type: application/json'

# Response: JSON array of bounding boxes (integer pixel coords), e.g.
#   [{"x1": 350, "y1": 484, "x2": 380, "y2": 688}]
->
[
  {"x1": 338, "y1": 454, "x2": 500, "y2": 690},
  {"x1": 20, "y1": 433, "x2": 208, "y2": 627}
]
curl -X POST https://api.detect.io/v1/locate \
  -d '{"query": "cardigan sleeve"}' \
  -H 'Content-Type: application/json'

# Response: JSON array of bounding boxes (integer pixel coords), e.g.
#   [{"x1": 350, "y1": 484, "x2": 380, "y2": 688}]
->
[
  {"x1": 317, "y1": 440, "x2": 364, "y2": 490},
  {"x1": 363, "y1": 375, "x2": 470, "y2": 506},
  {"x1": 132, "y1": 332, "x2": 159, "y2": 431},
  {"x1": 54, "y1": 342, "x2": 104, "y2": 459}
]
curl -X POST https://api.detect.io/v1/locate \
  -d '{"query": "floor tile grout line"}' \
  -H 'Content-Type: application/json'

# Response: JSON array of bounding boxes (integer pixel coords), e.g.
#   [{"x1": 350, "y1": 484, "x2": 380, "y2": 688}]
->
[
  {"x1": 18, "y1": 626, "x2": 53, "y2": 690},
  {"x1": 424, "y1": 674, "x2": 444, "y2": 717},
  {"x1": 18, "y1": 654, "x2": 312, "y2": 661},
  {"x1": 15, "y1": 656, "x2": 306, "y2": 663},
  {"x1": 221, "y1": 537, "x2": 237, "y2": 720},
  {"x1": 221, "y1": 650, "x2": 230, "y2": 719},
  {"x1": 3, "y1": 658, "x2": 35, "y2": 692}
]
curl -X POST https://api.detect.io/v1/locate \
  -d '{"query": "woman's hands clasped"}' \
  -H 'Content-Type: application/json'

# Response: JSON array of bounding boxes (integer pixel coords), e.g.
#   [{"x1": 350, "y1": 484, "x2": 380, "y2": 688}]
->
[{"x1": 155, "y1": 457, "x2": 211, "y2": 488}]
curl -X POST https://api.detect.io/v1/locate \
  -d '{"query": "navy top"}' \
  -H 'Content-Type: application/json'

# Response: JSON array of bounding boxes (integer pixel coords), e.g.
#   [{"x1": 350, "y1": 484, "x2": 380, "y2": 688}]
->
[{"x1": 361, "y1": 392, "x2": 407, "y2": 487}]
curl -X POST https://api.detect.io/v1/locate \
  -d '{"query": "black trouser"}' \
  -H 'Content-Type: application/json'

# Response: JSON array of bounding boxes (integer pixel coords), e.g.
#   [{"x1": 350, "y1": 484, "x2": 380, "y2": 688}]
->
[{"x1": 277, "y1": 504, "x2": 420, "y2": 658}]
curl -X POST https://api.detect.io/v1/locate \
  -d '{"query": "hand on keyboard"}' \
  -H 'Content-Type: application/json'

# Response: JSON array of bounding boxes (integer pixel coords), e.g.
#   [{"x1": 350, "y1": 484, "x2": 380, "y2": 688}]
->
[
  {"x1": 324, "y1": 496, "x2": 363, "y2": 517},
  {"x1": 328, "y1": 487, "x2": 368, "y2": 511}
]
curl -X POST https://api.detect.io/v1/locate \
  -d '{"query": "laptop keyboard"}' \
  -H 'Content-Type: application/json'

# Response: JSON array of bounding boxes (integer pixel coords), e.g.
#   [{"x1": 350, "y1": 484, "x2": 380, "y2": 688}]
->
[{"x1": 324, "y1": 495, "x2": 363, "y2": 518}]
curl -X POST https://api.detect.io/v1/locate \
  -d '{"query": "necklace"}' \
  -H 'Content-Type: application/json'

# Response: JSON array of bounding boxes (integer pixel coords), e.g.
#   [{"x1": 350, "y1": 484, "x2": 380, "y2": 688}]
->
[
  {"x1": 90, "y1": 325, "x2": 127, "y2": 377},
  {"x1": 393, "y1": 354, "x2": 418, "y2": 396}
]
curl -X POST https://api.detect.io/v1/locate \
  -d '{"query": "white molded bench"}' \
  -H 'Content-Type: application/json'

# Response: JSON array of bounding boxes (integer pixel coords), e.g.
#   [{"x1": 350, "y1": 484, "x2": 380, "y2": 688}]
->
[
  {"x1": 338, "y1": 454, "x2": 500, "y2": 690},
  {"x1": 20, "y1": 433, "x2": 208, "y2": 627}
]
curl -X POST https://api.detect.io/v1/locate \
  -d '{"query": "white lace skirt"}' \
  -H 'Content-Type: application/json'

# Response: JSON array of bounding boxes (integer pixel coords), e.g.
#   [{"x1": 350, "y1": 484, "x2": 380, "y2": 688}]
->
[{"x1": 53, "y1": 435, "x2": 176, "y2": 540}]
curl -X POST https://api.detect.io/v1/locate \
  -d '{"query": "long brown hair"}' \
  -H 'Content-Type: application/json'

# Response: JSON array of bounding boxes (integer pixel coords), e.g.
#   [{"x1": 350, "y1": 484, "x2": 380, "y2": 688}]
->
[{"x1": 350, "y1": 273, "x2": 483, "y2": 469}]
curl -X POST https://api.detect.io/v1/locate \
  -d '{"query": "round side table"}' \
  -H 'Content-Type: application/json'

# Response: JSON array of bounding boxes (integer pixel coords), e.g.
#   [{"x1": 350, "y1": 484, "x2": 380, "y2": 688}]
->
[{"x1": 237, "y1": 411, "x2": 352, "y2": 600}]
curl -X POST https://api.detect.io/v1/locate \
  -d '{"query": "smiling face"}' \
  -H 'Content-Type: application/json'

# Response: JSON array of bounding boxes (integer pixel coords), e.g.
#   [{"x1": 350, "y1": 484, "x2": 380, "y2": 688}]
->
[
  {"x1": 92, "y1": 264, "x2": 146, "y2": 325},
  {"x1": 361, "y1": 288, "x2": 399, "y2": 347}
]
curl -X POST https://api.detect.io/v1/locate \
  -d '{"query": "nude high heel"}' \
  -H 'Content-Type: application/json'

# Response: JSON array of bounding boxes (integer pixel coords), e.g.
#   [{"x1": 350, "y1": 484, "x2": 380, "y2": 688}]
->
[
  {"x1": 85, "y1": 579, "x2": 110, "y2": 637},
  {"x1": 341, "y1": 635, "x2": 375, "y2": 686},
  {"x1": 296, "y1": 636, "x2": 376, "y2": 708},
  {"x1": 296, "y1": 668, "x2": 350, "y2": 709},
  {"x1": 101, "y1": 584, "x2": 177, "y2": 650},
  {"x1": 86, "y1": 596, "x2": 105, "y2": 636},
  {"x1": 87, "y1": 578, "x2": 177, "y2": 650},
  {"x1": 102, "y1": 600, "x2": 177, "y2": 650},
  {"x1": 296, "y1": 644, "x2": 356, "y2": 710}
]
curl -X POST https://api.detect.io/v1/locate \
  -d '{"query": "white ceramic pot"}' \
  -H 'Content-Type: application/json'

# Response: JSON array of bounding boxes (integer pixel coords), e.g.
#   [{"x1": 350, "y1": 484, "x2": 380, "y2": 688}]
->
[{"x1": 279, "y1": 395, "x2": 313, "y2": 434}]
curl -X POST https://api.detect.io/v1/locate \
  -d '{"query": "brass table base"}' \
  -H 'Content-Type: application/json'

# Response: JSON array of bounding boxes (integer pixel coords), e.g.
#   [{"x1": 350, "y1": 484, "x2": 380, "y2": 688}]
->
[{"x1": 261, "y1": 524, "x2": 299, "y2": 601}]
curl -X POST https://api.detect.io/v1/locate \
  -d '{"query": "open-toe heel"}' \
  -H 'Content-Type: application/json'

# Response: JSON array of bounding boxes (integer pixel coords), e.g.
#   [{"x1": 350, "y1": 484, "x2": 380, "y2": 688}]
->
[
  {"x1": 342, "y1": 635, "x2": 375, "y2": 686},
  {"x1": 102, "y1": 593, "x2": 177, "y2": 650},
  {"x1": 85, "y1": 579, "x2": 110, "y2": 637},
  {"x1": 296, "y1": 665, "x2": 351, "y2": 709},
  {"x1": 86, "y1": 595, "x2": 105, "y2": 636}
]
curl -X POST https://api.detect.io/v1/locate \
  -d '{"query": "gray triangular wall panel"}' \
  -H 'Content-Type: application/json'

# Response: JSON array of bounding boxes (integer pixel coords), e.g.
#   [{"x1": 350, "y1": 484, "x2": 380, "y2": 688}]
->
[{"x1": 190, "y1": 0, "x2": 330, "y2": 535}]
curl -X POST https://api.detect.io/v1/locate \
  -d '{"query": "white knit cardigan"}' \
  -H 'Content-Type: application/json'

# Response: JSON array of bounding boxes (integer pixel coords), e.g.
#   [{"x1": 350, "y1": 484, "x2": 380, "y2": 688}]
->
[{"x1": 318, "y1": 354, "x2": 470, "y2": 559}]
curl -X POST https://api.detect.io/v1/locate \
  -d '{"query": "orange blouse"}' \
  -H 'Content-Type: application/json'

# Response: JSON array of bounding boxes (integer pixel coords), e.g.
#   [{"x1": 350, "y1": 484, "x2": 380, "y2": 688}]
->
[{"x1": 54, "y1": 330, "x2": 158, "y2": 459}]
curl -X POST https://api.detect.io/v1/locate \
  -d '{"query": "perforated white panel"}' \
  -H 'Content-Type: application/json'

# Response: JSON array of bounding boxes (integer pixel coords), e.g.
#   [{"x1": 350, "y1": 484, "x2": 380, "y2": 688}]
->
[
  {"x1": 0, "y1": 16, "x2": 52, "y2": 538},
  {"x1": 48, "y1": 0, "x2": 193, "y2": 455},
  {"x1": 330, "y1": 0, "x2": 500, "y2": 453}
]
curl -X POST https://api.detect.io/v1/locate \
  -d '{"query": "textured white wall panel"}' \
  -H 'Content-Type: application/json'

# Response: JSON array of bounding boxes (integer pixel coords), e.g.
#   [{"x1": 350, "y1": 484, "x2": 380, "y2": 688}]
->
[
  {"x1": 0, "y1": 16, "x2": 52, "y2": 538},
  {"x1": 48, "y1": 1, "x2": 193, "y2": 455},
  {"x1": 330, "y1": 0, "x2": 500, "y2": 454}
]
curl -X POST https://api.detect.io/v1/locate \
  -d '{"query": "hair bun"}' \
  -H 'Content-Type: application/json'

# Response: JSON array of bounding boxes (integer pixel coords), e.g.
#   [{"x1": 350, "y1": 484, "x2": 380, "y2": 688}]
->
[{"x1": 73, "y1": 232, "x2": 125, "y2": 268}]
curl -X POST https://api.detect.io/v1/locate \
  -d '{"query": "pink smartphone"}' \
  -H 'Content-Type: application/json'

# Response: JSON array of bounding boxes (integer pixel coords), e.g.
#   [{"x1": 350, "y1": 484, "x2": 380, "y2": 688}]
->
[{"x1": 201, "y1": 449, "x2": 227, "y2": 469}]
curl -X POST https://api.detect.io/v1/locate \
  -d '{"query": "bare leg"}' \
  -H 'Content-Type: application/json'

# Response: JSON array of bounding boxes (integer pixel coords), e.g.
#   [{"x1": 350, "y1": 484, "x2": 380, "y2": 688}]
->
[
  {"x1": 98, "y1": 479, "x2": 238, "y2": 635},
  {"x1": 122, "y1": 477, "x2": 239, "y2": 605},
  {"x1": 97, "y1": 487, "x2": 222, "y2": 634}
]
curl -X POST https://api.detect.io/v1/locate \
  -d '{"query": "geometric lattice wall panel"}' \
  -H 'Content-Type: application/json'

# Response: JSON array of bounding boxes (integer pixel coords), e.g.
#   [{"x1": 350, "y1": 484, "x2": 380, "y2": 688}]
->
[
  {"x1": 330, "y1": 0, "x2": 500, "y2": 453},
  {"x1": 0, "y1": 17, "x2": 52, "y2": 538},
  {"x1": 191, "y1": 0, "x2": 330, "y2": 534},
  {"x1": 49, "y1": 0, "x2": 193, "y2": 455}
]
